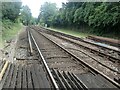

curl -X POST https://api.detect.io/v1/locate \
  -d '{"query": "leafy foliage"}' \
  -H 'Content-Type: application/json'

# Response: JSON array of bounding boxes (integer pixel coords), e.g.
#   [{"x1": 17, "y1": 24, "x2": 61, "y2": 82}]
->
[
  {"x1": 2, "y1": 1, "x2": 22, "y2": 21},
  {"x1": 38, "y1": 2, "x2": 120, "y2": 34},
  {"x1": 38, "y1": 2, "x2": 58, "y2": 27},
  {"x1": 20, "y1": 5, "x2": 32, "y2": 25}
]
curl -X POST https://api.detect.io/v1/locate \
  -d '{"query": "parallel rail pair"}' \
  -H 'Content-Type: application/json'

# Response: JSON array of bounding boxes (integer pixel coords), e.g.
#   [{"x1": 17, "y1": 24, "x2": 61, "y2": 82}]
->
[{"x1": 28, "y1": 27, "x2": 120, "y2": 89}]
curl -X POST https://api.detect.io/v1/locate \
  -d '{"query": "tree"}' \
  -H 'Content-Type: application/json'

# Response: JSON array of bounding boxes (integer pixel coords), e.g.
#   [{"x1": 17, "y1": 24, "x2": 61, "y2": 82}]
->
[
  {"x1": 30, "y1": 17, "x2": 37, "y2": 25},
  {"x1": 2, "y1": 0, "x2": 22, "y2": 22},
  {"x1": 20, "y1": 5, "x2": 32, "y2": 25},
  {"x1": 38, "y1": 2, "x2": 58, "y2": 27}
]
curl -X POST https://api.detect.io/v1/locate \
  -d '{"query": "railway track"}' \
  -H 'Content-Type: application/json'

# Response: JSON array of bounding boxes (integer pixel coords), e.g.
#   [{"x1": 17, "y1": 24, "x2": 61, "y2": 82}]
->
[
  {"x1": 30, "y1": 27, "x2": 120, "y2": 75},
  {"x1": 30, "y1": 28, "x2": 89, "y2": 74},
  {"x1": 32, "y1": 26, "x2": 120, "y2": 63},
  {"x1": 0, "y1": 28, "x2": 54, "y2": 89},
  {"x1": 38, "y1": 31, "x2": 120, "y2": 71},
  {"x1": 0, "y1": 27, "x2": 119, "y2": 89},
  {"x1": 28, "y1": 27, "x2": 120, "y2": 88},
  {"x1": 29, "y1": 28, "x2": 95, "y2": 89},
  {"x1": 30, "y1": 26, "x2": 120, "y2": 70}
]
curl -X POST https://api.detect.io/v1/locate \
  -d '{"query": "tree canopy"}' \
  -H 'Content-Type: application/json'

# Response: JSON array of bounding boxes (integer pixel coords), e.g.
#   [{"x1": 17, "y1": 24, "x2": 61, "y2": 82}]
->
[
  {"x1": 20, "y1": 5, "x2": 32, "y2": 25},
  {"x1": 2, "y1": 0, "x2": 22, "y2": 21},
  {"x1": 1, "y1": 1, "x2": 35, "y2": 26},
  {"x1": 38, "y1": 2, "x2": 58, "y2": 27},
  {"x1": 38, "y1": 2, "x2": 120, "y2": 34}
]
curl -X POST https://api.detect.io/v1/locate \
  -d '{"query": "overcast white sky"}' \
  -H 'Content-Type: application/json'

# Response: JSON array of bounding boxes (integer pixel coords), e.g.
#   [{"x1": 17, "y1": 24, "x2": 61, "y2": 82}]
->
[{"x1": 21, "y1": 0, "x2": 67, "y2": 18}]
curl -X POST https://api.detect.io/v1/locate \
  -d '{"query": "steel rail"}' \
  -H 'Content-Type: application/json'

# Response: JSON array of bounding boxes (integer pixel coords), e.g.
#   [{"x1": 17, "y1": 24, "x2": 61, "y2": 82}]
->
[
  {"x1": 35, "y1": 30, "x2": 120, "y2": 89},
  {"x1": 28, "y1": 29, "x2": 59, "y2": 89},
  {"x1": 27, "y1": 29, "x2": 33, "y2": 54}
]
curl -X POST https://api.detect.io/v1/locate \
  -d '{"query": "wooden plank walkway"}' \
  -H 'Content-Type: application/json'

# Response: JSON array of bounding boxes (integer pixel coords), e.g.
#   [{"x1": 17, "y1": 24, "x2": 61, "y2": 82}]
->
[
  {"x1": 52, "y1": 69, "x2": 118, "y2": 89},
  {"x1": 0, "y1": 60, "x2": 51, "y2": 89},
  {"x1": 0, "y1": 60, "x2": 119, "y2": 89}
]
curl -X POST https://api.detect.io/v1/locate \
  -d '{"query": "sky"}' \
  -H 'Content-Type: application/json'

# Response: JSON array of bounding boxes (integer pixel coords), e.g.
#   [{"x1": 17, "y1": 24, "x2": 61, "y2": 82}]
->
[{"x1": 21, "y1": 0, "x2": 67, "y2": 18}]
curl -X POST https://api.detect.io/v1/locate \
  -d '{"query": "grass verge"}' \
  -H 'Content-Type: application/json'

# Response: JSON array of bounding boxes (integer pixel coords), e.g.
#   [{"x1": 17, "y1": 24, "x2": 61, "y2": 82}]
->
[
  {"x1": 0, "y1": 20, "x2": 22, "y2": 48},
  {"x1": 47, "y1": 27, "x2": 90, "y2": 38},
  {"x1": 47, "y1": 27, "x2": 120, "y2": 40}
]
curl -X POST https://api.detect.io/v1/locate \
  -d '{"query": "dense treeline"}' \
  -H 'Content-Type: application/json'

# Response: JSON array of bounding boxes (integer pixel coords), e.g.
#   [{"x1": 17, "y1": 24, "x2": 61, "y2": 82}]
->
[
  {"x1": 38, "y1": 2, "x2": 120, "y2": 34},
  {"x1": 20, "y1": 5, "x2": 32, "y2": 25}
]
